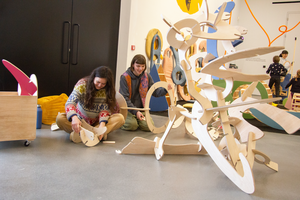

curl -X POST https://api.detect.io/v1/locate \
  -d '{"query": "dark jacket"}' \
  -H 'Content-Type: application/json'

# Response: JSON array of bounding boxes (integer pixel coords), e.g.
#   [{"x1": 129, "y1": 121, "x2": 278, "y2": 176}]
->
[
  {"x1": 119, "y1": 68, "x2": 167, "y2": 115},
  {"x1": 285, "y1": 77, "x2": 300, "y2": 93},
  {"x1": 266, "y1": 63, "x2": 287, "y2": 77}
]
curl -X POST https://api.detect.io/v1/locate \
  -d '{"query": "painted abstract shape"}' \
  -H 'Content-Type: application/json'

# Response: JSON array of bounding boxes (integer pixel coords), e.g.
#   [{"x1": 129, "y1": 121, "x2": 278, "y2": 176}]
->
[{"x1": 2, "y1": 59, "x2": 37, "y2": 96}]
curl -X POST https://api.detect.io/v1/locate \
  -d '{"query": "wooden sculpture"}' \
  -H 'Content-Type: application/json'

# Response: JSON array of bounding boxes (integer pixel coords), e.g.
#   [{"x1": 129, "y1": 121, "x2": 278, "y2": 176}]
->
[{"x1": 117, "y1": 0, "x2": 300, "y2": 194}]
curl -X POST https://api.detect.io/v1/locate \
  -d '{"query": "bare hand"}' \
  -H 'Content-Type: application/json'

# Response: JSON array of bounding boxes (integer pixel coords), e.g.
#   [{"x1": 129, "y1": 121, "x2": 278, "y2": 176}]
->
[
  {"x1": 167, "y1": 83, "x2": 173, "y2": 90},
  {"x1": 71, "y1": 115, "x2": 81, "y2": 133},
  {"x1": 136, "y1": 111, "x2": 145, "y2": 121}
]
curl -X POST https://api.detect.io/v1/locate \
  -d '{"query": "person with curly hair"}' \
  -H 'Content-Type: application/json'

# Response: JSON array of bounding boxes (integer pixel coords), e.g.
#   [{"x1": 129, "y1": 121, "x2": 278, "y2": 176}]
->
[
  {"x1": 266, "y1": 55, "x2": 287, "y2": 101},
  {"x1": 56, "y1": 66, "x2": 125, "y2": 143}
]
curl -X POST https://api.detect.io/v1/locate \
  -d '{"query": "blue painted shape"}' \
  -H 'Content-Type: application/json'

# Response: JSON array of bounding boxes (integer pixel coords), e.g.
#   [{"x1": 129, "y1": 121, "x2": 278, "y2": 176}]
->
[
  {"x1": 170, "y1": 46, "x2": 186, "y2": 86},
  {"x1": 232, "y1": 37, "x2": 244, "y2": 47},
  {"x1": 150, "y1": 34, "x2": 162, "y2": 70},
  {"x1": 249, "y1": 108, "x2": 283, "y2": 130},
  {"x1": 207, "y1": 2, "x2": 236, "y2": 81},
  {"x1": 207, "y1": 2, "x2": 236, "y2": 59},
  {"x1": 149, "y1": 64, "x2": 169, "y2": 111},
  {"x1": 249, "y1": 107, "x2": 300, "y2": 131}
]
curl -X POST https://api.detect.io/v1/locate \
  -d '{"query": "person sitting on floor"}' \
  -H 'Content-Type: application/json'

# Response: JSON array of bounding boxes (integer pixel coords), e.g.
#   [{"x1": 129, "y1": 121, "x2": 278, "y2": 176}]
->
[
  {"x1": 119, "y1": 54, "x2": 172, "y2": 131},
  {"x1": 56, "y1": 66, "x2": 125, "y2": 143}
]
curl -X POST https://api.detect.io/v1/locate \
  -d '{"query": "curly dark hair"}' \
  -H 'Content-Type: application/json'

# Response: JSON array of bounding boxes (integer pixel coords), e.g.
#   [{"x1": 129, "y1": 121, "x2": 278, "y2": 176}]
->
[{"x1": 84, "y1": 66, "x2": 116, "y2": 112}]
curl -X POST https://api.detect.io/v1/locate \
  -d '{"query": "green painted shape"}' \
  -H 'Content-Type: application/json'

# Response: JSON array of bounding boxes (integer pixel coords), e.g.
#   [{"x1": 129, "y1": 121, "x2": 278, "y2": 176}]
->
[
  {"x1": 212, "y1": 80, "x2": 270, "y2": 119},
  {"x1": 283, "y1": 96, "x2": 288, "y2": 106}
]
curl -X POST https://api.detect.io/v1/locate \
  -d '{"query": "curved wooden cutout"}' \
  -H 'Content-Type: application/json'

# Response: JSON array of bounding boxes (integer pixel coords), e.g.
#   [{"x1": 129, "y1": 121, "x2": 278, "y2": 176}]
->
[
  {"x1": 192, "y1": 101, "x2": 255, "y2": 194},
  {"x1": 201, "y1": 46, "x2": 284, "y2": 81},
  {"x1": 144, "y1": 81, "x2": 175, "y2": 133},
  {"x1": 252, "y1": 149, "x2": 278, "y2": 172},
  {"x1": 185, "y1": 117, "x2": 198, "y2": 139},
  {"x1": 166, "y1": 18, "x2": 200, "y2": 50},
  {"x1": 180, "y1": 59, "x2": 214, "y2": 125},
  {"x1": 154, "y1": 115, "x2": 176, "y2": 160},
  {"x1": 80, "y1": 129, "x2": 99, "y2": 147},
  {"x1": 116, "y1": 92, "x2": 128, "y2": 120}
]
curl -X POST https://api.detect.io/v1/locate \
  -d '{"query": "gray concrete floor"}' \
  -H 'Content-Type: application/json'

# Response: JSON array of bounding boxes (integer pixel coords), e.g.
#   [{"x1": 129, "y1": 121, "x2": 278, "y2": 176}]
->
[{"x1": 1, "y1": 114, "x2": 300, "y2": 200}]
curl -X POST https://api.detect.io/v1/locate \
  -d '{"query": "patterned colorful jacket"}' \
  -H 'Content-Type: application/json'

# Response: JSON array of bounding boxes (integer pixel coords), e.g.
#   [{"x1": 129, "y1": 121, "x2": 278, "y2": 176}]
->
[{"x1": 65, "y1": 78, "x2": 110, "y2": 125}]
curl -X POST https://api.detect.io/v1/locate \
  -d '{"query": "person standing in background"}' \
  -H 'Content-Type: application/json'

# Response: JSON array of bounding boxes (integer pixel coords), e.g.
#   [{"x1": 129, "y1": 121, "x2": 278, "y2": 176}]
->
[{"x1": 266, "y1": 55, "x2": 287, "y2": 103}]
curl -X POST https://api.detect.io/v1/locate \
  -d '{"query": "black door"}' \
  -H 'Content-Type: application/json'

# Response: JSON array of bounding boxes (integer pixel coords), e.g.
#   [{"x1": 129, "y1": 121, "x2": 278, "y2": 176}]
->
[
  {"x1": 0, "y1": 0, "x2": 120, "y2": 97},
  {"x1": 68, "y1": 0, "x2": 120, "y2": 94}
]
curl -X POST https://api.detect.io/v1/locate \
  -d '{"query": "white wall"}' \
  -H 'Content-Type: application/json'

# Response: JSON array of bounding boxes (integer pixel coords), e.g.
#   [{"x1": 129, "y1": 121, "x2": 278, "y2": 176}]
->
[
  {"x1": 116, "y1": 0, "x2": 228, "y2": 90},
  {"x1": 116, "y1": 0, "x2": 300, "y2": 92},
  {"x1": 233, "y1": 0, "x2": 300, "y2": 77}
]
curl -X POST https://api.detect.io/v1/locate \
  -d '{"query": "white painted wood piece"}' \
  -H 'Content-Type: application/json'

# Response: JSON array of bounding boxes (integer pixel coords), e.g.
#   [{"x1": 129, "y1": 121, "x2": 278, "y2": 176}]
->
[
  {"x1": 221, "y1": 40, "x2": 236, "y2": 54},
  {"x1": 80, "y1": 127, "x2": 95, "y2": 141},
  {"x1": 80, "y1": 129, "x2": 100, "y2": 147},
  {"x1": 30, "y1": 74, "x2": 38, "y2": 96},
  {"x1": 228, "y1": 97, "x2": 267, "y2": 142},
  {"x1": 154, "y1": 115, "x2": 176, "y2": 160},
  {"x1": 201, "y1": 46, "x2": 284, "y2": 81},
  {"x1": 192, "y1": 101, "x2": 255, "y2": 194},
  {"x1": 198, "y1": 67, "x2": 234, "y2": 102}
]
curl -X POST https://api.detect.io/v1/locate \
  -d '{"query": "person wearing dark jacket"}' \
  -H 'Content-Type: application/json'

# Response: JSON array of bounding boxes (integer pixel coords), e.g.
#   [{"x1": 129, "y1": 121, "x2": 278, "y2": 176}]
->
[
  {"x1": 285, "y1": 69, "x2": 300, "y2": 98},
  {"x1": 119, "y1": 54, "x2": 172, "y2": 131},
  {"x1": 266, "y1": 55, "x2": 287, "y2": 98}
]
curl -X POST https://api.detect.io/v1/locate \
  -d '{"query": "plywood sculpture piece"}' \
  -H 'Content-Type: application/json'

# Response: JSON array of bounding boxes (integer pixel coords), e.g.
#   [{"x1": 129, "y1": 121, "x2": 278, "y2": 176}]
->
[
  {"x1": 0, "y1": 60, "x2": 38, "y2": 146},
  {"x1": 117, "y1": 0, "x2": 300, "y2": 194}
]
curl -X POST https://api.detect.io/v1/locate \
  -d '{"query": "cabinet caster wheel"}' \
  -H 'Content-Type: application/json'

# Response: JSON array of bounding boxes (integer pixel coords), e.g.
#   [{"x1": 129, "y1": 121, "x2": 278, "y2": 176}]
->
[{"x1": 24, "y1": 141, "x2": 31, "y2": 146}]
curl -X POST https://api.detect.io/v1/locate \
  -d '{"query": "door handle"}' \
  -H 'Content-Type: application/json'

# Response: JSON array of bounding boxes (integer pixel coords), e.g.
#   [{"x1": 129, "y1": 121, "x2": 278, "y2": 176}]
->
[
  {"x1": 61, "y1": 21, "x2": 70, "y2": 64},
  {"x1": 71, "y1": 24, "x2": 80, "y2": 65}
]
